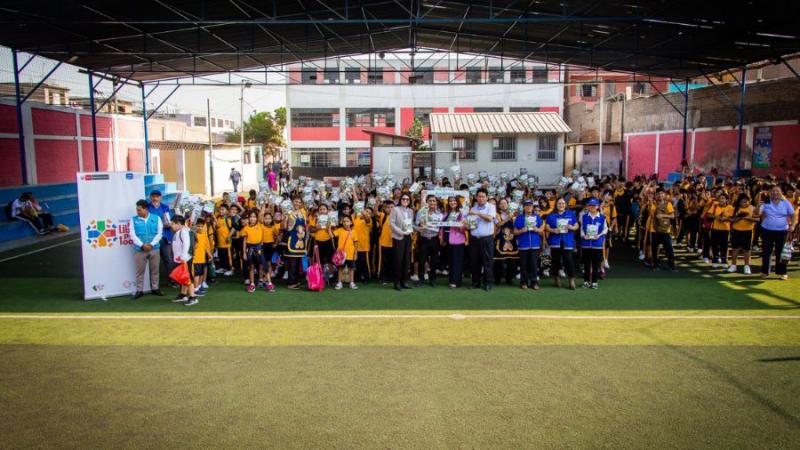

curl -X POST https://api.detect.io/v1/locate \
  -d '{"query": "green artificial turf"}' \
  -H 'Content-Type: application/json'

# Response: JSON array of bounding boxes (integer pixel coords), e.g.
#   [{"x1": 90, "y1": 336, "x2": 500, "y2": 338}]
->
[{"x1": 1, "y1": 344, "x2": 799, "y2": 449}]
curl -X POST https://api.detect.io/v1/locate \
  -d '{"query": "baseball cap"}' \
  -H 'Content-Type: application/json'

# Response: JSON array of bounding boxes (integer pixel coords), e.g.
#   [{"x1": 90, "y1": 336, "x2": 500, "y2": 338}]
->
[
  {"x1": 149, "y1": 190, "x2": 162, "y2": 197},
  {"x1": 522, "y1": 199, "x2": 534, "y2": 206},
  {"x1": 587, "y1": 198, "x2": 600, "y2": 206}
]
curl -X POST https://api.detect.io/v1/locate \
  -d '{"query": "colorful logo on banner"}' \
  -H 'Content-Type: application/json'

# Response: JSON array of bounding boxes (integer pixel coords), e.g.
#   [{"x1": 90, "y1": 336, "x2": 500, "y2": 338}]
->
[
  {"x1": 752, "y1": 126, "x2": 773, "y2": 169},
  {"x1": 86, "y1": 219, "x2": 118, "y2": 248}
]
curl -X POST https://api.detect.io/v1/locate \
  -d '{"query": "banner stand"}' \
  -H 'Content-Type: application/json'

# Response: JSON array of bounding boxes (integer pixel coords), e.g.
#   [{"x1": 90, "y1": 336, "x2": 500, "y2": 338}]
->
[{"x1": 77, "y1": 172, "x2": 147, "y2": 301}]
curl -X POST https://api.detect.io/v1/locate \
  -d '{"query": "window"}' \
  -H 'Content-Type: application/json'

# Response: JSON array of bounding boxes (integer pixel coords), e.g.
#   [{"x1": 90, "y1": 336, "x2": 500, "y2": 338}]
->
[
  {"x1": 451, "y1": 136, "x2": 476, "y2": 161},
  {"x1": 301, "y1": 66, "x2": 317, "y2": 84},
  {"x1": 414, "y1": 108, "x2": 433, "y2": 127},
  {"x1": 537, "y1": 135, "x2": 558, "y2": 160},
  {"x1": 193, "y1": 116, "x2": 207, "y2": 127},
  {"x1": 510, "y1": 68, "x2": 526, "y2": 83},
  {"x1": 492, "y1": 136, "x2": 516, "y2": 161},
  {"x1": 488, "y1": 67, "x2": 504, "y2": 83},
  {"x1": 292, "y1": 148, "x2": 340, "y2": 167},
  {"x1": 346, "y1": 108, "x2": 395, "y2": 127},
  {"x1": 633, "y1": 82, "x2": 649, "y2": 96},
  {"x1": 581, "y1": 83, "x2": 598, "y2": 98},
  {"x1": 510, "y1": 107, "x2": 540, "y2": 112},
  {"x1": 290, "y1": 108, "x2": 340, "y2": 127},
  {"x1": 374, "y1": 135, "x2": 410, "y2": 146},
  {"x1": 474, "y1": 107, "x2": 503, "y2": 113},
  {"x1": 323, "y1": 69, "x2": 339, "y2": 84},
  {"x1": 409, "y1": 68, "x2": 433, "y2": 84},
  {"x1": 345, "y1": 67, "x2": 361, "y2": 84},
  {"x1": 466, "y1": 67, "x2": 482, "y2": 84},
  {"x1": 243, "y1": 150, "x2": 252, "y2": 164},
  {"x1": 532, "y1": 68, "x2": 548, "y2": 83},
  {"x1": 346, "y1": 148, "x2": 371, "y2": 167},
  {"x1": 368, "y1": 68, "x2": 383, "y2": 84},
  {"x1": 254, "y1": 149, "x2": 261, "y2": 164}
]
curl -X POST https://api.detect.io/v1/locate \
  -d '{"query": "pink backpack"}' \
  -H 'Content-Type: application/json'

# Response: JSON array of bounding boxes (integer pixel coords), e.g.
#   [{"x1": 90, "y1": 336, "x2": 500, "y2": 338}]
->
[{"x1": 306, "y1": 245, "x2": 325, "y2": 292}]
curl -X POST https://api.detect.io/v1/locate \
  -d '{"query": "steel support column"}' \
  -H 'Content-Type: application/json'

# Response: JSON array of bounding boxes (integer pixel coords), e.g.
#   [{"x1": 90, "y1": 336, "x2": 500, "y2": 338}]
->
[
  {"x1": 735, "y1": 67, "x2": 747, "y2": 176},
  {"x1": 11, "y1": 49, "x2": 27, "y2": 184},
  {"x1": 681, "y1": 79, "x2": 689, "y2": 162},
  {"x1": 88, "y1": 71, "x2": 99, "y2": 171},
  {"x1": 141, "y1": 83, "x2": 150, "y2": 174}
]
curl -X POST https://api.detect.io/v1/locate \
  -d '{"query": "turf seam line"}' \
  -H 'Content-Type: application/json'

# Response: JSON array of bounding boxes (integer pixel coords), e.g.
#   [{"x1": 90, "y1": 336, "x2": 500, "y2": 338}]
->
[
  {"x1": 0, "y1": 238, "x2": 80, "y2": 263},
  {"x1": 1, "y1": 314, "x2": 799, "y2": 320}
]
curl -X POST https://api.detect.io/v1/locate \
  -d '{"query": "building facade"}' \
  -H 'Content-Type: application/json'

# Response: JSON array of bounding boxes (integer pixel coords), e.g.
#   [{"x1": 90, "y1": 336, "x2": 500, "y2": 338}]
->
[{"x1": 285, "y1": 55, "x2": 565, "y2": 175}]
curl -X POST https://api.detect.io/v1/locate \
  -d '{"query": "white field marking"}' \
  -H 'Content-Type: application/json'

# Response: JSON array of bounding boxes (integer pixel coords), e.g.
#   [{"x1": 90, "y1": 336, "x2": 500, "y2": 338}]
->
[
  {"x1": 0, "y1": 314, "x2": 798, "y2": 321},
  {"x1": 0, "y1": 238, "x2": 80, "y2": 263}
]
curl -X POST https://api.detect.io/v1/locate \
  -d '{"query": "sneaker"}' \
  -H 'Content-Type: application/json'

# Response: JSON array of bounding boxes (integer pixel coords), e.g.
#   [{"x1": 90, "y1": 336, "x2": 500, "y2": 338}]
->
[
  {"x1": 287, "y1": 284, "x2": 301, "y2": 290},
  {"x1": 727, "y1": 265, "x2": 737, "y2": 273},
  {"x1": 703, "y1": 258, "x2": 710, "y2": 264},
  {"x1": 350, "y1": 282, "x2": 358, "y2": 290},
  {"x1": 441, "y1": 269, "x2": 449, "y2": 276},
  {"x1": 779, "y1": 274, "x2": 789, "y2": 281},
  {"x1": 247, "y1": 284, "x2": 255, "y2": 293},
  {"x1": 582, "y1": 281, "x2": 591, "y2": 288},
  {"x1": 283, "y1": 272, "x2": 289, "y2": 280},
  {"x1": 172, "y1": 295, "x2": 188, "y2": 303},
  {"x1": 542, "y1": 270, "x2": 550, "y2": 278},
  {"x1": 184, "y1": 297, "x2": 199, "y2": 306},
  {"x1": 224, "y1": 270, "x2": 233, "y2": 277},
  {"x1": 335, "y1": 282, "x2": 343, "y2": 290},
  {"x1": 603, "y1": 260, "x2": 610, "y2": 269},
  {"x1": 151, "y1": 289, "x2": 165, "y2": 296},
  {"x1": 133, "y1": 291, "x2": 144, "y2": 300},
  {"x1": 638, "y1": 251, "x2": 645, "y2": 261},
  {"x1": 410, "y1": 274, "x2": 419, "y2": 282},
  {"x1": 244, "y1": 279, "x2": 250, "y2": 285},
  {"x1": 266, "y1": 283, "x2": 275, "y2": 292},
  {"x1": 257, "y1": 280, "x2": 266, "y2": 289},
  {"x1": 591, "y1": 282, "x2": 598, "y2": 289},
  {"x1": 215, "y1": 268, "x2": 225, "y2": 274},
  {"x1": 743, "y1": 265, "x2": 751, "y2": 275},
  {"x1": 194, "y1": 288, "x2": 207, "y2": 297},
  {"x1": 201, "y1": 282, "x2": 208, "y2": 289}
]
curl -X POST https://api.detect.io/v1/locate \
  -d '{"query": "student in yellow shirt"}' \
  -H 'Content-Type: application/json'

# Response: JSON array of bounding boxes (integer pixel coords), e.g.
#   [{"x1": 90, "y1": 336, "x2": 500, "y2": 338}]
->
[
  {"x1": 377, "y1": 201, "x2": 395, "y2": 285},
  {"x1": 244, "y1": 189, "x2": 258, "y2": 210},
  {"x1": 353, "y1": 207, "x2": 373, "y2": 283},
  {"x1": 728, "y1": 194, "x2": 758, "y2": 274},
  {"x1": 214, "y1": 204, "x2": 234, "y2": 276},
  {"x1": 192, "y1": 218, "x2": 213, "y2": 295},
  {"x1": 308, "y1": 203, "x2": 335, "y2": 278},
  {"x1": 260, "y1": 211, "x2": 281, "y2": 279},
  {"x1": 708, "y1": 193, "x2": 734, "y2": 267},
  {"x1": 240, "y1": 211, "x2": 274, "y2": 293},
  {"x1": 332, "y1": 215, "x2": 359, "y2": 290}
]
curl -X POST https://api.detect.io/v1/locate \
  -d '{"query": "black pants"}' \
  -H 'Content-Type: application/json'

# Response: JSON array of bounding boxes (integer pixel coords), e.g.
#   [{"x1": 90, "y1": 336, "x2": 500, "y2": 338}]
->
[
  {"x1": 392, "y1": 236, "x2": 411, "y2": 285},
  {"x1": 217, "y1": 247, "x2": 232, "y2": 271},
  {"x1": 494, "y1": 258, "x2": 517, "y2": 285},
  {"x1": 551, "y1": 246, "x2": 575, "y2": 279},
  {"x1": 761, "y1": 229, "x2": 788, "y2": 275},
  {"x1": 469, "y1": 236, "x2": 494, "y2": 287},
  {"x1": 518, "y1": 249, "x2": 540, "y2": 287},
  {"x1": 448, "y1": 244, "x2": 465, "y2": 286},
  {"x1": 416, "y1": 236, "x2": 439, "y2": 283},
  {"x1": 650, "y1": 232, "x2": 676, "y2": 268},
  {"x1": 379, "y1": 246, "x2": 394, "y2": 282},
  {"x1": 159, "y1": 237, "x2": 175, "y2": 283},
  {"x1": 700, "y1": 228, "x2": 712, "y2": 259},
  {"x1": 286, "y1": 257, "x2": 303, "y2": 286},
  {"x1": 356, "y1": 251, "x2": 370, "y2": 282},
  {"x1": 582, "y1": 248, "x2": 603, "y2": 283},
  {"x1": 679, "y1": 215, "x2": 700, "y2": 248},
  {"x1": 710, "y1": 229, "x2": 730, "y2": 264}
]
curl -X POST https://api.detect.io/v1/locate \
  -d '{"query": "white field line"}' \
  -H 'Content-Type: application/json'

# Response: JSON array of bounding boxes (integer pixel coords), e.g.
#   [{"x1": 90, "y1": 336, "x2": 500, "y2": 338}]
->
[
  {"x1": 0, "y1": 238, "x2": 79, "y2": 263},
  {"x1": 0, "y1": 313, "x2": 798, "y2": 321}
]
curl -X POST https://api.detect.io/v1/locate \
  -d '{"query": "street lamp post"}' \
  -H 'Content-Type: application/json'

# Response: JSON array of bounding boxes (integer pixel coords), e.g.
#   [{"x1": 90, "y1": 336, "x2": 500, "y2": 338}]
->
[{"x1": 239, "y1": 81, "x2": 252, "y2": 184}]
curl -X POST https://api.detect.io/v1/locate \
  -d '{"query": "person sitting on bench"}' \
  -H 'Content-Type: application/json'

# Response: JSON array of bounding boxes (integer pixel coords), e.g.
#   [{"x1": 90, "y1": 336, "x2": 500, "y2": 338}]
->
[{"x1": 11, "y1": 192, "x2": 53, "y2": 235}]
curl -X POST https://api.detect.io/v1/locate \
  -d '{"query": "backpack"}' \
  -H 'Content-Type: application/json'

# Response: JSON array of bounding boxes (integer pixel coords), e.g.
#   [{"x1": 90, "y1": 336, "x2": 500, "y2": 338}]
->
[
  {"x1": 306, "y1": 245, "x2": 325, "y2": 292},
  {"x1": 178, "y1": 228, "x2": 196, "y2": 258}
]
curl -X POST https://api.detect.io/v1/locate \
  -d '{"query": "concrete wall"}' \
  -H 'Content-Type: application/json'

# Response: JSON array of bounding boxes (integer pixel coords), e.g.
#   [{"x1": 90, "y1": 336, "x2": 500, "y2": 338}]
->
[{"x1": 432, "y1": 133, "x2": 565, "y2": 186}]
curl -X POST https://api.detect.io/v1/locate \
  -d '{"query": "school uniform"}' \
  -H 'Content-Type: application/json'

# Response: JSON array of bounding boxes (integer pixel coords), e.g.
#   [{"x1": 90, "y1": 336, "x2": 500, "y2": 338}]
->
[
  {"x1": 580, "y1": 212, "x2": 607, "y2": 284},
  {"x1": 515, "y1": 214, "x2": 542, "y2": 288},
  {"x1": 493, "y1": 223, "x2": 519, "y2": 285},
  {"x1": 546, "y1": 210, "x2": 577, "y2": 279}
]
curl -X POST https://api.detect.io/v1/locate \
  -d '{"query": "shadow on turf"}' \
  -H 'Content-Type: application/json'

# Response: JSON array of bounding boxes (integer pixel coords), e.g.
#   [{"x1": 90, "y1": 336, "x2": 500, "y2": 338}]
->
[
  {"x1": 757, "y1": 356, "x2": 800, "y2": 363},
  {"x1": 0, "y1": 239, "x2": 797, "y2": 313}
]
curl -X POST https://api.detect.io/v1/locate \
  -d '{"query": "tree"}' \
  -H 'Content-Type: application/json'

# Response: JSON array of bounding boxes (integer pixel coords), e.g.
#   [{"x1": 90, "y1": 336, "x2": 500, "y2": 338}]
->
[
  {"x1": 404, "y1": 118, "x2": 430, "y2": 152},
  {"x1": 226, "y1": 107, "x2": 286, "y2": 156}
]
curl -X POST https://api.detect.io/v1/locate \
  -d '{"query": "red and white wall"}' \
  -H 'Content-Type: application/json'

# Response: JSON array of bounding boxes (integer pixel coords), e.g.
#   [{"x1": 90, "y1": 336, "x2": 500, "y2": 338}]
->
[
  {"x1": 0, "y1": 99, "x2": 146, "y2": 186},
  {"x1": 623, "y1": 121, "x2": 800, "y2": 179}
]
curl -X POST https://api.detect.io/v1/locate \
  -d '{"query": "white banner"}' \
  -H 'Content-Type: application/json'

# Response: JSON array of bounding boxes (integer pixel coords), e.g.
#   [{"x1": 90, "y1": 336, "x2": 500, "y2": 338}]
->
[{"x1": 77, "y1": 172, "x2": 146, "y2": 300}]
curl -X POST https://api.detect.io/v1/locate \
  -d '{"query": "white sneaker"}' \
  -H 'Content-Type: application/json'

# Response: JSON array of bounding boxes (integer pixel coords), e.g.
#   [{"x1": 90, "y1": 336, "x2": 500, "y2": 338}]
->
[
  {"x1": 335, "y1": 282, "x2": 343, "y2": 290},
  {"x1": 410, "y1": 274, "x2": 419, "y2": 282},
  {"x1": 743, "y1": 265, "x2": 751, "y2": 275},
  {"x1": 215, "y1": 268, "x2": 225, "y2": 274},
  {"x1": 515, "y1": 273, "x2": 521, "y2": 280},
  {"x1": 201, "y1": 282, "x2": 209, "y2": 289},
  {"x1": 582, "y1": 281, "x2": 591, "y2": 288},
  {"x1": 224, "y1": 270, "x2": 233, "y2": 276},
  {"x1": 591, "y1": 282, "x2": 598, "y2": 289},
  {"x1": 423, "y1": 273, "x2": 429, "y2": 281},
  {"x1": 350, "y1": 282, "x2": 358, "y2": 290},
  {"x1": 244, "y1": 279, "x2": 250, "y2": 285},
  {"x1": 703, "y1": 258, "x2": 710, "y2": 264},
  {"x1": 727, "y1": 265, "x2": 737, "y2": 273},
  {"x1": 441, "y1": 269, "x2": 449, "y2": 276},
  {"x1": 603, "y1": 259, "x2": 610, "y2": 269},
  {"x1": 558, "y1": 270, "x2": 566, "y2": 278},
  {"x1": 283, "y1": 272, "x2": 289, "y2": 280},
  {"x1": 638, "y1": 251, "x2": 645, "y2": 261}
]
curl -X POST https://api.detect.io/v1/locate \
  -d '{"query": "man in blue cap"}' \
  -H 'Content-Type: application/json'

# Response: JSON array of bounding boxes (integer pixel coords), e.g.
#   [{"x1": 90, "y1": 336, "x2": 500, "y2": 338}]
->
[
  {"x1": 147, "y1": 190, "x2": 174, "y2": 286},
  {"x1": 579, "y1": 197, "x2": 607, "y2": 289}
]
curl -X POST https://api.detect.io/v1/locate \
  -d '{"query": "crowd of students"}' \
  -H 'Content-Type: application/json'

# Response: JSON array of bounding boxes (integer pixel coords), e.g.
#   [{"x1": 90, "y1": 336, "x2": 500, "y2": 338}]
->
[{"x1": 130, "y1": 171, "x2": 798, "y2": 305}]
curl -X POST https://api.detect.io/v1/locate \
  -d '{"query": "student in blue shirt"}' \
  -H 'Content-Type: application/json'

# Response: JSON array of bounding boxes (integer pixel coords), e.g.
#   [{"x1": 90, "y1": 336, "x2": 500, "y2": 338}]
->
[
  {"x1": 545, "y1": 197, "x2": 579, "y2": 290},
  {"x1": 514, "y1": 199, "x2": 545, "y2": 290},
  {"x1": 580, "y1": 198, "x2": 608, "y2": 289}
]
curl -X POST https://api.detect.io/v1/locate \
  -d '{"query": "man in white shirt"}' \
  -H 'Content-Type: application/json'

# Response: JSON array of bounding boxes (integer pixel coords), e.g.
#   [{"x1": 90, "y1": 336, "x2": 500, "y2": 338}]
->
[{"x1": 469, "y1": 188, "x2": 499, "y2": 291}]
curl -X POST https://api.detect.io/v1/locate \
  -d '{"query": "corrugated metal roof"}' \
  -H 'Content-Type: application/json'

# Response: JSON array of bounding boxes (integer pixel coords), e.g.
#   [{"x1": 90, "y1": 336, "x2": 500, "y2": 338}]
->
[{"x1": 429, "y1": 112, "x2": 571, "y2": 135}]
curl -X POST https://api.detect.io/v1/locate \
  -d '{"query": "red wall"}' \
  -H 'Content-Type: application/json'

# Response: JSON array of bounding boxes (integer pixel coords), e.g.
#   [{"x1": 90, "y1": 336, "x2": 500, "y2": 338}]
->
[
  {"x1": 627, "y1": 134, "x2": 657, "y2": 178},
  {"x1": 766, "y1": 124, "x2": 800, "y2": 176},
  {"x1": 0, "y1": 104, "x2": 19, "y2": 134},
  {"x1": 658, "y1": 132, "x2": 685, "y2": 179},
  {"x1": 692, "y1": 129, "x2": 742, "y2": 175},
  {"x1": 539, "y1": 106, "x2": 560, "y2": 114},
  {"x1": 35, "y1": 140, "x2": 78, "y2": 183},
  {"x1": 0, "y1": 138, "x2": 22, "y2": 185},
  {"x1": 399, "y1": 107, "x2": 414, "y2": 135},
  {"x1": 291, "y1": 127, "x2": 339, "y2": 141},
  {"x1": 346, "y1": 127, "x2": 394, "y2": 141},
  {"x1": 454, "y1": 107, "x2": 474, "y2": 113},
  {"x1": 32, "y1": 109, "x2": 76, "y2": 135},
  {"x1": 80, "y1": 115, "x2": 112, "y2": 138}
]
